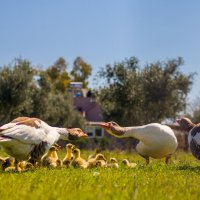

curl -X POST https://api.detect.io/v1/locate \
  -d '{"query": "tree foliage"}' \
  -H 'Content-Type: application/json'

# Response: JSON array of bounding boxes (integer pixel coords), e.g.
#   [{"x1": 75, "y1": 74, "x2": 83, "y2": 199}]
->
[
  {"x1": 187, "y1": 96, "x2": 200, "y2": 123},
  {"x1": 0, "y1": 58, "x2": 85, "y2": 127},
  {"x1": 0, "y1": 59, "x2": 35, "y2": 123},
  {"x1": 71, "y1": 56, "x2": 92, "y2": 88},
  {"x1": 46, "y1": 57, "x2": 71, "y2": 93},
  {"x1": 191, "y1": 109, "x2": 200, "y2": 123},
  {"x1": 32, "y1": 70, "x2": 85, "y2": 128},
  {"x1": 96, "y1": 57, "x2": 194, "y2": 126}
]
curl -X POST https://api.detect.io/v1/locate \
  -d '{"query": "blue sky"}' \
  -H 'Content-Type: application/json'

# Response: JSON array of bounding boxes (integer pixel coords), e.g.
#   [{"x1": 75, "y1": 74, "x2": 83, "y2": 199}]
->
[{"x1": 0, "y1": 0, "x2": 200, "y2": 101}]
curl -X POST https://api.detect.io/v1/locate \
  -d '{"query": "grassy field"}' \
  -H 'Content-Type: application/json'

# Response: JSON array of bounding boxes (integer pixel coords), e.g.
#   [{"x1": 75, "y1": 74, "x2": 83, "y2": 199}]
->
[{"x1": 0, "y1": 150, "x2": 200, "y2": 200}]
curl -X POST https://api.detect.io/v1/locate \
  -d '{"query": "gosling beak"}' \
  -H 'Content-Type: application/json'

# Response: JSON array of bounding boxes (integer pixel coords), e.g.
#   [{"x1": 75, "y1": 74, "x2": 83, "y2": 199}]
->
[{"x1": 100, "y1": 122, "x2": 110, "y2": 129}]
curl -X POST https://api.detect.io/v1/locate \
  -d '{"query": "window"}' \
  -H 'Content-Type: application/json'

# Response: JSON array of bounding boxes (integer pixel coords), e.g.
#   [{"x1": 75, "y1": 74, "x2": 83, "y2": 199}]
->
[
  {"x1": 85, "y1": 126, "x2": 94, "y2": 138},
  {"x1": 95, "y1": 127, "x2": 103, "y2": 138},
  {"x1": 85, "y1": 126, "x2": 104, "y2": 138},
  {"x1": 87, "y1": 132, "x2": 94, "y2": 137}
]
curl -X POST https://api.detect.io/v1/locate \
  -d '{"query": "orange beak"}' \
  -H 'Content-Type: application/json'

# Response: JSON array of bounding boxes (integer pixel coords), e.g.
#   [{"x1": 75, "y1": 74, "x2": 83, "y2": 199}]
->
[
  {"x1": 68, "y1": 128, "x2": 88, "y2": 138},
  {"x1": 176, "y1": 119, "x2": 181, "y2": 125},
  {"x1": 76, "y1": 129, "x2": 88, "y2": 138},
  {"x1": 80, "y1": 132, "x2": 88, "y2": 138},
  {"x1": 100, "y1": 122, "x2": 110, "y2": 129}
]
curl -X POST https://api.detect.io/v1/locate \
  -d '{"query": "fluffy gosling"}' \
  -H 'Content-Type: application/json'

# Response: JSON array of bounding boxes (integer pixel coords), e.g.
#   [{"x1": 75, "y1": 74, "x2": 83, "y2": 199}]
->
[
  {"x1": 96, "y1": 160, "x2": 107, "y2": 168},
  {"x1": 41, "y1": 146, "x2": 61, "y2": 168},
  {"x1": 0, "y1": 157, "x2": 16, "y2": 172},
  {"x1": 88, "y1": 149, "x2": 101, "y2": 160},
  {"x1": 71, "y1": 148, "x2": 88, "y2": 169},
  {"x1": 63, "y1": 143, "x2": 75, "y2": 167},
  {"x1": 87, "y1": 153, "x2": 106, "y2": 168},
  {"x1": 107, "y1": 158, "x2": 119, "y2": 168},
  {"x1": 18, "y1": 161, "x2": 34, "y2": 171},
  {"x1": 122, "y1": 159, "x2": 137, "y2": 168}
]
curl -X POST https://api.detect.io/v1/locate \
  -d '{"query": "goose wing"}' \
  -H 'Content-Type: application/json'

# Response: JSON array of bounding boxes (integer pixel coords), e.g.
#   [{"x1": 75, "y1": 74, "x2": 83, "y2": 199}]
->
[
  {"x1": 11, "y1": 117, "x2": 31, "y2": 123},
  {"x1": 0, "y1": 118, "x2": 48, "y2": 145}
]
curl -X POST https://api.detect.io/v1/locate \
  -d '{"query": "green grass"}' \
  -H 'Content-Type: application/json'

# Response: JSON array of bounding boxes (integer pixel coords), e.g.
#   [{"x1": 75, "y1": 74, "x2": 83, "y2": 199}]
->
[{"x1": 0, "y1": 150, "x2": 200, "y2": 200}]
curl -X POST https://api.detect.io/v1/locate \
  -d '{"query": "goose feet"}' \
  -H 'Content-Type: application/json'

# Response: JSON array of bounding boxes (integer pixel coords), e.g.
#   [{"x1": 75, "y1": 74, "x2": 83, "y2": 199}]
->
[
  {"x1": 145, "y1": 157, "x2": 150, "y2": 165},
  {"x1": 165, "y1": 155, "x2": 171, "y2": 164},
  {"x1": 140, "y1": 155, "x2": 150, "y2": 165}
]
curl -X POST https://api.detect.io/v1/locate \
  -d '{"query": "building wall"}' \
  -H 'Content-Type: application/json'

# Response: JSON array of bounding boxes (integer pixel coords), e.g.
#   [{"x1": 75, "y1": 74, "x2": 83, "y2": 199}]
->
[{"x1": 74, "y1": 97, "x2": 103, "y2": 122}]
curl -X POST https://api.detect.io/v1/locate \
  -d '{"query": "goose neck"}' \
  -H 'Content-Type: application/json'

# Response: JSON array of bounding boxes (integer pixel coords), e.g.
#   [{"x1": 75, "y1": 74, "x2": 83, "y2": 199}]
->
[{"x1": 123, "y1": 126, "x2": 145, "y2": 141}]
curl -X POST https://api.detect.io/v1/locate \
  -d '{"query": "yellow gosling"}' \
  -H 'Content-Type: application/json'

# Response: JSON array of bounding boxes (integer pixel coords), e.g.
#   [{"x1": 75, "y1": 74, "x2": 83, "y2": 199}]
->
[
  {"x1": 51, "y1": 144, "x2": 61, "y2": 160},
  {"x1": 96, "y1": 159, "x2": 107, "y2": 168},
  {"x1": 18, "y1": 161, "x2": 34, "y2": 171},
  {"x1": 63, "y1": 143, "x2": 75, "y2": 167},
  {"x1": 122, "y1": 159, "x2": 137, "y2": 168},
  {"x1": 0, "y1": 157, "x2": 17, "y2": 172},
  {"x1": 87, "y1": 153, "x2": 106, "y2": 168},
  {"x1": 56, "y1": 159, "x2": 63, "y2": 168},
  {"x1": 0, "y1": 157, "x2": 8, "y2": 167},
  {"x1": 72, "y1": 148, "x2": 88, "y2": 169},
  {"x1": 88, "y1": 149, "x2": 101, "y2": 160},
  {"x1": 41, "y1": 146, "x2": 60, "y2": 168},
  {"x1": 107, "y1": 158, "x2": 119, "y2": 168}
]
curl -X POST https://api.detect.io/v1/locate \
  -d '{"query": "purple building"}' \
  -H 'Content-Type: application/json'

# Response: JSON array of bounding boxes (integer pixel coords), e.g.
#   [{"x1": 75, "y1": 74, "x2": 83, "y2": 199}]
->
[{"x1": 68, "y1": 82, "x2": 105, "y2": 138}]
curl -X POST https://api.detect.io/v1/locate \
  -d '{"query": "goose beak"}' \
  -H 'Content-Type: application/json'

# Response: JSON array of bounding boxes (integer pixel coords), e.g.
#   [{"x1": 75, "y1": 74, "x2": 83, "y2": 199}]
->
[
  {"x1": 78, "y1": 130, "x2": 88, "y2": 138},
  {"x1": 176, "y1": 119, "x2": 181, "y2": 125},
  {"x1": 68, "y1": 128, "x2": 88, "y2": 140},
  {"x1": 81, "y1": 132, "x2": 88, "y2": 138},
  {"x1": 100, "y1": 122, "x2": 110, "y2": 129}
]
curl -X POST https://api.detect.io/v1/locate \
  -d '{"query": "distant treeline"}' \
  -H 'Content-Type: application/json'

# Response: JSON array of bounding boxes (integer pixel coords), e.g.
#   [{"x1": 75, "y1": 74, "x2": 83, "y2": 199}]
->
[{"x1": 0, "y1": 56, "x2": 195, "y2": 127}]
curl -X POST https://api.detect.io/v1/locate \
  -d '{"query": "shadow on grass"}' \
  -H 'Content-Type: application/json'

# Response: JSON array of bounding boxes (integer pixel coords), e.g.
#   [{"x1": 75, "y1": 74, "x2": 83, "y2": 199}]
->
[{"x1": 177, "y1": 165, "x2": 200, "y2": 172}]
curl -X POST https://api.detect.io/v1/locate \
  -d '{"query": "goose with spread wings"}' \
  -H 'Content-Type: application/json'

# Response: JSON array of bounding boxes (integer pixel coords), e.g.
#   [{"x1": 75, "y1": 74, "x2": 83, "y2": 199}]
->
[{"x1": 0, "y1": 117, "x2": 87, "y2": 166}]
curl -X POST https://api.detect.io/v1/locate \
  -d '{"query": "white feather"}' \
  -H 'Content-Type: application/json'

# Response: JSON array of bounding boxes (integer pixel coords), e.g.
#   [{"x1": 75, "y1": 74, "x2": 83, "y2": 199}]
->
[
  {"x1": 122, "y1": 123, "x2": 178, "y2": 159},
  {"x1": 193, "y1": 132, "x2": 200, "y2": 145},
  {"x1": 0, "y1": 119, "x2": 66, "y2": 161}
]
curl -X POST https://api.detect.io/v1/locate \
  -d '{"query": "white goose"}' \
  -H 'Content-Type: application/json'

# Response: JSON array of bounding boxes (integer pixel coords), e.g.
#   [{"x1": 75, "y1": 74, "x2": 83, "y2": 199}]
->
[
  {"x1": 0, "y1": 117, "x2": 87, "y2": 167},
  {"x1": 177, "y1": 117, "x2": 200, "y2": 160},
  {"x1": 100, "y1": 121, "x2": 178, "y2": 164}
]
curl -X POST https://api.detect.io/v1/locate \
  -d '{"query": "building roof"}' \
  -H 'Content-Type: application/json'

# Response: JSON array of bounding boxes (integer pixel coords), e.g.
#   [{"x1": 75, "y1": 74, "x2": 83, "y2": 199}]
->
[{"x1": 74, "y1": 97, "x2": 103, "y2": 122}]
